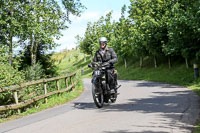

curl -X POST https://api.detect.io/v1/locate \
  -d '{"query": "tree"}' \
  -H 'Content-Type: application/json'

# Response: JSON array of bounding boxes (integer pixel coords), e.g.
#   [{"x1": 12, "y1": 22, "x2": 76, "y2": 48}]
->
[
  {"x1": 19, "y1": 0, "x2": 85, "y2": 66},
  {"x1": 111, "y1": 5, "x2": 132, "y2": 68},
  {"x1": 0, "y1": 0, "x2": 24, "y2": 65},
  {"x1": 129, "y1": 0, "x2": 167, "y2": 68},
  {"x1": 80, "y1": 12, "x2": 114, "y2": 56}
]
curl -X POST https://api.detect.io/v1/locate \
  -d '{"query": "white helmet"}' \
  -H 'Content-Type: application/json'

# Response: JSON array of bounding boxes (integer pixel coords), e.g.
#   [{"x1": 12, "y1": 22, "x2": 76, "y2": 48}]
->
[{"x1": 99, "y1": 37, "x2": 107, "y2": 43}]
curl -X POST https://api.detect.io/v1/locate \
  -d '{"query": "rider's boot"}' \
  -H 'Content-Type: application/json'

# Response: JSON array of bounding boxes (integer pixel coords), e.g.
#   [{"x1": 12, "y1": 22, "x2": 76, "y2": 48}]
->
[
  {"x1": 110, "y1": 89, "x2": 115, "y2": 94},
  {"x1": 110, "y1": 84, "x2": 117, "y2": 94}
]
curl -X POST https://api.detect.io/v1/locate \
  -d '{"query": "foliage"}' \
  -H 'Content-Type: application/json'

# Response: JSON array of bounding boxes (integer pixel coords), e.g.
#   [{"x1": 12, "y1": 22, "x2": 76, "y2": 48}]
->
[
  {"x1": 0, "y1": 62, "x2": 24, "y2": 105},
  {"x1": 0, "y1": 0, "x2": 85, "y2": 66},
  {"x1": 78, "y1": 0, "x2": 200, "y2": 68},
  {"x1": 0, "y1": 0, "x2": 85, "y2": 114},
  {"x1": 24, "y1": 62, "x2": 45, "y2": 81},
  {"x1": 79, "y1": 11, "x2": 114, "y2": 55},
  {"x1": 0, "y1": 63, "x2": 24, "y2": 88},
  {"x1": 19, "y1": 43, "x2": 58, "y2": 79}
]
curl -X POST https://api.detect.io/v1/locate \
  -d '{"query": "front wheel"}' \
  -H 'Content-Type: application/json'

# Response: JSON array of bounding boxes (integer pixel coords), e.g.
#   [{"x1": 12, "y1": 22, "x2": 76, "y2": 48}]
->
[{"x1": 92, "y1": 83, "x2": 104, "y2": 108}]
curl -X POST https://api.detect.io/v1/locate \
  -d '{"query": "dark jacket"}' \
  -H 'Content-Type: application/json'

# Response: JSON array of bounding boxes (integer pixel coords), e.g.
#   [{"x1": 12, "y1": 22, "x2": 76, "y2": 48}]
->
[{"x1": 93, "y1": 47, "x2": 118, "y2": 68}]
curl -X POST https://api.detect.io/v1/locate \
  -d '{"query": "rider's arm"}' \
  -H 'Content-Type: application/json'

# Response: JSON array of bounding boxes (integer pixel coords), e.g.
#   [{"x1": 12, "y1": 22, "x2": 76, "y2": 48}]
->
[
  {"x1": 108, "y1": 48, "x2": 118, "y2": 64},
  {"x1": 93, "y1": 52, "x2": 98, "y2": 62}
]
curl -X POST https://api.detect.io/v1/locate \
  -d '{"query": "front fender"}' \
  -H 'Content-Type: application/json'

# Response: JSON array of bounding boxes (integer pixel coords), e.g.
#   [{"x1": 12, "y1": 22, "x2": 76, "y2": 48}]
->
[{"x1": 91, "y1": 77, "x2": 97, "y2": 84}]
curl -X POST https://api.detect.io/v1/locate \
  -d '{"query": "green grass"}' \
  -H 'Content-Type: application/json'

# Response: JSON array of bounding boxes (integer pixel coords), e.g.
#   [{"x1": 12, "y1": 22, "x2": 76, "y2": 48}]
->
[
  {"x1": 0, "y1": 83, "x2": 84, "y2": 123},
  {"x1": 117, "y1": 63, "x2": 194, "y2": 86},
  {"x1": 54, "y1": 49, "x2": 93, "y2": 78},
  {"x1": 194, "y1": 122, "x2": 200, "y2": 133}
]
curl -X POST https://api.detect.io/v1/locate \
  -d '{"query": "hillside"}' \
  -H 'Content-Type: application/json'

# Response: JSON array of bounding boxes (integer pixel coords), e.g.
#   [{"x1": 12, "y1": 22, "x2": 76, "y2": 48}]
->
[{"x1": 52, "y1": 49, "x2": 93, "y2": 77}]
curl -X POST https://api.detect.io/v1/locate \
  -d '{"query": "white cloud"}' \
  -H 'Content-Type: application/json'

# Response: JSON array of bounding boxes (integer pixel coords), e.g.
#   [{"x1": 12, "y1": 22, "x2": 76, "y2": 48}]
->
[
  {"x1": 54, "y1": 26, "x2": 86, "y2": 52},
  {"x1": 70, "y1": 11, "x2": 101, "y2": 23}
]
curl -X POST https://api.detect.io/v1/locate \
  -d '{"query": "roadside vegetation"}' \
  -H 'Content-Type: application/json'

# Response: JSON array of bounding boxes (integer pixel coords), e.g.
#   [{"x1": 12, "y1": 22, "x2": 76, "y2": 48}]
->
[
  {"x1": 0, "y1": 49, "x2": 84, "y2": 123},
  {"x1": 0, "y1": 0, "x2": 85, "y2": 122}
]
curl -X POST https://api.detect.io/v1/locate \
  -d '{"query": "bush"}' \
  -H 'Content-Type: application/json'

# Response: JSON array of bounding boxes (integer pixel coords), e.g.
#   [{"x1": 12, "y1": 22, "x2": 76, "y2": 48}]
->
[
  {"x1": 0, "y1": 62, "x2": 25, "y2": 105},
  {"x1": 0, "y1": 63, "x2": 24, "y2": 88},
  {"x1": 24, "y1": 62, "x2": 45, "y2": 81}
]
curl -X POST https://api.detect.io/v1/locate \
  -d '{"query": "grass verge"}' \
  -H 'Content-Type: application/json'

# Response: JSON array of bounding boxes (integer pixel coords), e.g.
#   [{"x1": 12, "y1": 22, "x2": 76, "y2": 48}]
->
[
  {"x1": 194, "y1": 122, "x2": 200, "y2": 133},
  {"x1": 0, "y1": 77, "x2": 84, "y2": 123}
]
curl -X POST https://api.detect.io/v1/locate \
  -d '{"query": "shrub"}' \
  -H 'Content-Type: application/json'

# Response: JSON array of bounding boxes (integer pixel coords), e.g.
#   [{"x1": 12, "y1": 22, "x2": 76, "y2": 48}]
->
[
  {"x1": 0, "y1": 62, "x2": 25, "y2": 105},
  {"x1": 24, "y1": 62, "x2": 45, "y2": 81}
]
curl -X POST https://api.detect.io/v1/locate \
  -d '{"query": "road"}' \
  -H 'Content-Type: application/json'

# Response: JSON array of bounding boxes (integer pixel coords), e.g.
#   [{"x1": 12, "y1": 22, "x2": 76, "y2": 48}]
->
[{"x1": 0, "y1": 79, "x2": 199, "y2": 133}]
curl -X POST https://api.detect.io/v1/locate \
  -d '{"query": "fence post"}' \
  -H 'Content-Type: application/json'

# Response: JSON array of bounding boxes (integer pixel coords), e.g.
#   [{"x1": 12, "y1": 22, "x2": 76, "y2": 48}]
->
[
  {"x1": 13, "y1": 91, "x2": 20, "y2": 113},
  {"x1": 65, "y1": 77, "x2": 68, "y2": 89},
  {"x1": 70, "y1": 76, "x2": 74, "y2": 91},
  {"x1": 194, "y1": 62, "x2": 199, "y2": 80},
  {"x1": 44, "y1": 82, "x2": 48, "y2": 104},
  {"x1": 81, "y1": 67, "x2": 84, "y2": 75},
  {"x1": 56, "y1": 80, "x2": 60, "y2": 96}
]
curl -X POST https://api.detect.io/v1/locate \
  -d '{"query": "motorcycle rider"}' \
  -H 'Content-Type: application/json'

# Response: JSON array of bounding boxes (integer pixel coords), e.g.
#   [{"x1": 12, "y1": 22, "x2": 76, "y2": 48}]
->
[{"x1": 92, "y1": 37, "x2": 118, "y2": 94}]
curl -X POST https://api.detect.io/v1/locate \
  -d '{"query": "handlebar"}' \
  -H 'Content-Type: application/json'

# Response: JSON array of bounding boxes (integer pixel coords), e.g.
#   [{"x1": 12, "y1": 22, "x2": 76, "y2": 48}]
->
[
  {"x1": 88, "y1": 64, "x2": 92, "y2": 68},
  {"x1": 88, "y1": 62, "x2": 110, "y2": 70}
]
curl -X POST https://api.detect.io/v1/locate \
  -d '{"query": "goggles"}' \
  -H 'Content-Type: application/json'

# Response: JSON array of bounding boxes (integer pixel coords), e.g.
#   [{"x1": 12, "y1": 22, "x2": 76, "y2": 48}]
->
[{"x1": 100, "y1": 41, "x2": 107, "y2": 44}]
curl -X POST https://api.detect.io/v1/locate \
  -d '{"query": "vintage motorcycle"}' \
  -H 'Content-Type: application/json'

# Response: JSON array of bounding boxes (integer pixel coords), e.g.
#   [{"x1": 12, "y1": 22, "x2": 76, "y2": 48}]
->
[{"x1": 88, "y1": 62, "x2": 120, "y2": 108}]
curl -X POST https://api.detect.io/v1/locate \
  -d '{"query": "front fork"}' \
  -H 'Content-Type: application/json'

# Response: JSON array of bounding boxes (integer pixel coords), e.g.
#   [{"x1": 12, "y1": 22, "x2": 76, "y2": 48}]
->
[{"x1": 92, "y1": 77, "x2": 102, "y2": 93}]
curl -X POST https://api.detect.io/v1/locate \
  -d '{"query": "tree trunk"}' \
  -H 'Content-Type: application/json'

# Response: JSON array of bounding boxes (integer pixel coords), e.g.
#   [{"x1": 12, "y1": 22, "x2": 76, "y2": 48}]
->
[
  {"x1": 168, "y1": 56, "x2": 171, "y2": 69},
  {"x1": 185, "y1": 58, "x2": 189, "y2": 69},
  {"x1": 140, "y1": 57, "x2": 143, "y2": 68},
  {"x1": 9, "y1": 31, "x2": 13, "y2": 65},
  {"x1": 30, "y1": 35, "x2": 38, "y2": 66},
  {"x1": 9, "y1": 5, "x2": 14, "y2": 65},
  {"x1": 84, "y1": 54, "x2": 86, "y2": 62},
  {"x1": 124, "y1": 58, "x2": 127, "y2": 69},
  {"x1": 30, "y1": 34, "x2": 34, "y2": 66},
  {"x1": 90, "y1": 56, "x2": 93, "y2": 62},
  {"x1": 154, "y1": 56, "x2": 158, "y2": 68}
]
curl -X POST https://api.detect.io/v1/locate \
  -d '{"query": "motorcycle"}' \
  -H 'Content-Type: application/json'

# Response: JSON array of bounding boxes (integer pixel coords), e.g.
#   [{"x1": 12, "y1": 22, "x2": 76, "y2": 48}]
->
[{"x1": 88, "y1": 62, "x2": 121, "y2": 108}]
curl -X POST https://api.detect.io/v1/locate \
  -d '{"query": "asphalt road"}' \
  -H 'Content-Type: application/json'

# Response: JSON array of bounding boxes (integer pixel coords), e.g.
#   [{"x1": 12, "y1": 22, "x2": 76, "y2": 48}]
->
[{"x1": 0, "y1": 79, "x2": 199, "y2": 133}]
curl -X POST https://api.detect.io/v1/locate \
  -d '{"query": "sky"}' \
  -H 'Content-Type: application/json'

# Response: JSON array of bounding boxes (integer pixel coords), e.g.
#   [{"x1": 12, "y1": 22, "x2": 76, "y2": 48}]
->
[{"x1": 53, "y1": 0, "x2": 131, "y2": 52}]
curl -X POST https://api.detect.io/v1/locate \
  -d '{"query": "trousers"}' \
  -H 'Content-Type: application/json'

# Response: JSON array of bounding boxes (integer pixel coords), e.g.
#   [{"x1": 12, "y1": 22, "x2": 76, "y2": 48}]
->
[{"x1": 105, "y1": 69, "x2": 117, "y2": 90}]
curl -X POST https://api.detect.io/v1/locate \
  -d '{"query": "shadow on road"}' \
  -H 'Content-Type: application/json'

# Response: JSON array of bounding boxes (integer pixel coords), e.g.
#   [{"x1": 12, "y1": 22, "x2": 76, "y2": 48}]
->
[
  {"x1": 103, "y1": 130, "x2": 168, "y2": 133},
  {"x1": 136, "y1": 82, "x2": 183, "y2": 88},
  {"x1": 73, "y1": 102, "x2": 95, "y2": 109},
  {"x1": 73, "y1": 89, "x2": 198, "y2": 132},
  {"x1": 120, "y1": 80, "x2": 184, "y2": 88}
]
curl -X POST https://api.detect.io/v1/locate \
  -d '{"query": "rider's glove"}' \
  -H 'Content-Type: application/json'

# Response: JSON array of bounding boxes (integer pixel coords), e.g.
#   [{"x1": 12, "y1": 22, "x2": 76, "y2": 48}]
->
[{"x1": 102, "y1": 62, "x2": 110, "y2": 67}]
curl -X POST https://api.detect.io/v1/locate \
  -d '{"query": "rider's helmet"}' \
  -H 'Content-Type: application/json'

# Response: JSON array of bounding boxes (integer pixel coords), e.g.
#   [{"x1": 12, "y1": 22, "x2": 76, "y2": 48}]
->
[
  {"x1": 99, "y1": 37, "x2": 107, "y2": 49},
  {"x1": 99, "y1": 37, "x2": 107, "y2": 44}
]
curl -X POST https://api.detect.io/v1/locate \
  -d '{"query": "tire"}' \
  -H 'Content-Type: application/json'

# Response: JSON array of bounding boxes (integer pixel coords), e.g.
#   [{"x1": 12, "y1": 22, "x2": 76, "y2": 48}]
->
[
  {"x1": 92, "y1": 83, "x2": 104, "y2": 108},
  {"x1": 104, "y1": 95, "x2": 109, "y2": 103},
  {"x1": 102, "y1": 81, "x2": 109, "y2": 103}
]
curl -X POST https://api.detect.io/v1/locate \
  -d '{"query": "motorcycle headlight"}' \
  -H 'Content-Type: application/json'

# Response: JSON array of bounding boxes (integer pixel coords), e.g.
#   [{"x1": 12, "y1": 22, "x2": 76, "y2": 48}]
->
[{"x1": 94, "y1": 70, "x2": 101, "y2": 76}]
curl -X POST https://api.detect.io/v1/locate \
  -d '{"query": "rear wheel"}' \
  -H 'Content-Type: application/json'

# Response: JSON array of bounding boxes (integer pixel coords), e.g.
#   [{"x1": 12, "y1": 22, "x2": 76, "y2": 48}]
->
[
  {"x1": 110, "y1": 93, "x2": 117, "y2": 103},
  {"x1": 104, "y1": 95, "x2": 109, "y2": 103},
  {"x1": 92, "y1": 83, "x2": 104, "y2": 108}
]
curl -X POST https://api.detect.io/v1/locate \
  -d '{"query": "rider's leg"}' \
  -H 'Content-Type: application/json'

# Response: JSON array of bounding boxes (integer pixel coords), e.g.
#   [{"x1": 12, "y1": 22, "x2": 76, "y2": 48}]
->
[
  {"x1": 107, "y1": 69, "x2": 116, "y2": 93},
  {"x1": 113, "y1": 70, "x2": 118, "y2": 86}
]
